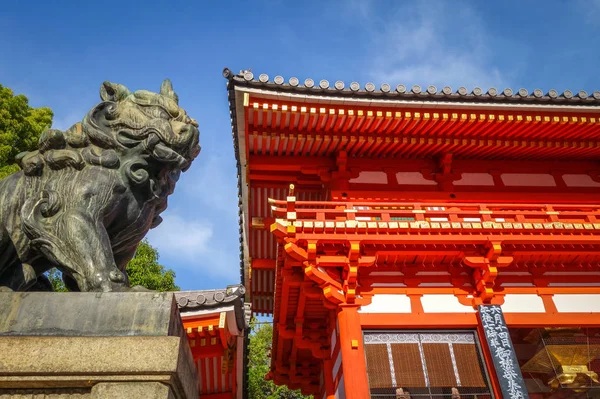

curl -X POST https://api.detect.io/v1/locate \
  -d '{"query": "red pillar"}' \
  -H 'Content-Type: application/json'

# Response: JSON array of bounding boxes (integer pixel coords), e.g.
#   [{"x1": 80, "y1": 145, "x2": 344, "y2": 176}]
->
[{"x1": 337, "y1": 305, "x2": 370, "y2": 399}]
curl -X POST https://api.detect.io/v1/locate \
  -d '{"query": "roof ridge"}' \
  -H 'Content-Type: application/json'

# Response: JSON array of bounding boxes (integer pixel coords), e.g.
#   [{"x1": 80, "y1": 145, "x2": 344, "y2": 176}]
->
[{"x1": 222, "y1": 67, "x2": 600, "y2": 105}]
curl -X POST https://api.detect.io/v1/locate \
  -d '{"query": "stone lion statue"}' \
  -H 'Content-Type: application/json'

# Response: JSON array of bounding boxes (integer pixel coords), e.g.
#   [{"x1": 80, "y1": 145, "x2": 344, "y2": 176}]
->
[{"x1": 0, "y1": 80, "x2": 200, "y2": 292}]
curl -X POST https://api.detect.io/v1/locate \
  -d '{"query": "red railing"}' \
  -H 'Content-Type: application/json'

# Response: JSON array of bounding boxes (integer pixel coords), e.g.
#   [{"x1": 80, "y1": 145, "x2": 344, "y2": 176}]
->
[{"x1": 269, "y1": 199, "x2": 600, "y2": 226}]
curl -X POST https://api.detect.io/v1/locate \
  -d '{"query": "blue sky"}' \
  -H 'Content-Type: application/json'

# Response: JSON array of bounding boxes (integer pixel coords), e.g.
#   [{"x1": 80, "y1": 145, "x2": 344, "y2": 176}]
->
[{"x1": 1, "y1": 0, "x2": 599, "y2": 291}]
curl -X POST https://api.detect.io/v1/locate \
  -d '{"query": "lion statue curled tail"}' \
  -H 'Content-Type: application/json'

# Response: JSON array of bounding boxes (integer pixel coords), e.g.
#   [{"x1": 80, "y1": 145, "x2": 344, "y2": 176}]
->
[{"x1": 0, "y1": 79, "x2": 200, "y2": 292}]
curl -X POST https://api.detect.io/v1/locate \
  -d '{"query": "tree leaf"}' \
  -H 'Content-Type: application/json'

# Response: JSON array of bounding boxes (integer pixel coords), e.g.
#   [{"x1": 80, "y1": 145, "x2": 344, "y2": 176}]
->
[{"x1": 248, "y1": 317, "x2": 313, "y2": 399}]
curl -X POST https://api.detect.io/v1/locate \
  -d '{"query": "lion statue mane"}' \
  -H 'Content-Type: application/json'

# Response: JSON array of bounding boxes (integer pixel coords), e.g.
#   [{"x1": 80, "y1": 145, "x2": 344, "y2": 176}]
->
[{"x1": 0, "y1": 79, "x2": 200, "y2": 292}]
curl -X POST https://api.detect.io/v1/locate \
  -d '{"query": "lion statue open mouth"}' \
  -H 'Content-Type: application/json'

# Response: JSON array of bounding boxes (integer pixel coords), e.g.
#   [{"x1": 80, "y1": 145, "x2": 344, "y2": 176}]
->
[{"x1": 0, "y1": 80, "x2": 200, "y2": 292}]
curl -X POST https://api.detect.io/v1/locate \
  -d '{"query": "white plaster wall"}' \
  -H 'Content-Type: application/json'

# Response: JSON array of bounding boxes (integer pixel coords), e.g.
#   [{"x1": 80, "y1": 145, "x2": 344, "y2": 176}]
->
[
  {"x1": 553, "y1": 294, "x2": 600, "y2": 312},
  {"x1": 421, "y1": 294, "x2": 475, "y2": 313},
  {"x1": 563, "y1": 174, "x2": 600, "y2": 187},
  {"x1": 501, "y1": 173, "x2": 556, "y2": 186},
  {"x1": 501, "y1": 294, "x2": 545, "y2": 313},
  {"x1": 349, "y1": 171, "x2": 388, "y2": 184},
  {"x1": 396, "y1": 171, "x2": 437, "y2": 185},
  {"x1": 453, "y1": 172, "x2": 495, "y2": 186},
  {"x1": 359, "y1": 294, "x2": 412, "y2": 313}
]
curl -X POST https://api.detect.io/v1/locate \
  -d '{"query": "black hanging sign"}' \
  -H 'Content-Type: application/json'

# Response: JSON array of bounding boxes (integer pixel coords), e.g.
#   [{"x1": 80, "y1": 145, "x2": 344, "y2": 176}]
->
[{"x1": 478, "y1": 305, "x2": 529, "y2": 399}]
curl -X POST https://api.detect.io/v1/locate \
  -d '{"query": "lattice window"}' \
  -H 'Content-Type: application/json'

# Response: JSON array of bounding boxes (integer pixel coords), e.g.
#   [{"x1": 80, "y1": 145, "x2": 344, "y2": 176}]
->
[{"x1": 364, "y1": 331, "x2": 493, "y2": 399}]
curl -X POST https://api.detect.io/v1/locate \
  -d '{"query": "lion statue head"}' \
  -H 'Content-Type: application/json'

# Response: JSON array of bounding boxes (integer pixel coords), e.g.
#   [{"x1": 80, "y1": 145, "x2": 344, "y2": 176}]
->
[{"x1": 19, "y1": 79, "x2": 200, "y2": 201}]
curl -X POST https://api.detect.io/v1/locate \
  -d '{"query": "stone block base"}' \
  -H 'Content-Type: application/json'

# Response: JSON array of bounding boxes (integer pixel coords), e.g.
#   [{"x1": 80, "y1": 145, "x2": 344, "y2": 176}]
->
[
  {"x1": 0, "y1": 292, "x2": 198, "y2": 399},
  {"x1": 0, "y1": 336, "x2": 196, "y2": 398},
  {"x1": 92, "y1": 382, "x2": 175, "y2": 399},
  {"x1": 0, "y1": 383, "x2": 173, "y2": 398}
]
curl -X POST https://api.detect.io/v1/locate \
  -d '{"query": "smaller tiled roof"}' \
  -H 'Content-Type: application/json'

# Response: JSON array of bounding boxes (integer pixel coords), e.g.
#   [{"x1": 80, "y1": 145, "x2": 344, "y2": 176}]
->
[
  {"x1": 175, "y1": 284, "x2": 249, "y2": 331},
  {"x1": 223, "y1": 68, "x2": 600, "y2": 106}
]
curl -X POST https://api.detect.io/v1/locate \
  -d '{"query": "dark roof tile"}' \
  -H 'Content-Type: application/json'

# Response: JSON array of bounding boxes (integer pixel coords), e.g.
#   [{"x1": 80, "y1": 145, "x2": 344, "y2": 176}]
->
[
  {"x1": 175, "y1": 284, "x2": 249, "y2": 330},
  {"x1": 223, "y1": 68, "x2": 600, "y2": 106}
]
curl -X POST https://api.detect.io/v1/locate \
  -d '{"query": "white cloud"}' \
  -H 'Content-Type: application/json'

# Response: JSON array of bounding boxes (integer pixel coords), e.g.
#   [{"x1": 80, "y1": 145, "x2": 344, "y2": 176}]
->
[
  {"x1": 183, "y1": 153, "x2": 238, "y2": 215},
  {"x1": 346, "y1": 0, "x2": 507, "y2": 90},
  {"x1": 146, "y1": 212, "x2": 239, "y2": 280},
  {"x1": 147, "y1": 214, "x2": 213, "y2": 258},
  {"x1": 52, "y1": 109, "x2": 87, "y2": 131},
  {"x1": 577, "y1": 0, "x2": 600, "y2": 25}
]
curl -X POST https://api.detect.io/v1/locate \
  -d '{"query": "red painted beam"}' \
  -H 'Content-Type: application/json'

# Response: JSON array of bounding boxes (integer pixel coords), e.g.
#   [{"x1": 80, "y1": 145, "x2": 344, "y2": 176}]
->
[
  {"x1": 191, "y1": 345, "x2": 224, "y2": 359},
  {"x1": 252, "y1": 258, "x2": 276, "y2": 270}
]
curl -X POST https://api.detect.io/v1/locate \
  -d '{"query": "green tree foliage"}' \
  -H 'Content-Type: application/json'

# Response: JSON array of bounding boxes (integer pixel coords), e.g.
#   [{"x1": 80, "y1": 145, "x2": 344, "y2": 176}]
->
[
  {"x1": 248, "y1": 318, "x2": 313, "y2": 399},
  {"x1": 0, "y1": 84, "x2": 53, "y2": 179},
  {"x1": 47, "y1": 268, "x2": 67, "y2": 292},
  {"x1": 47, "y1": 239, "x2": 179, "y2": 291},
  {"x1": 126, "y1": 239, "x2": 180, "y2": 291}
]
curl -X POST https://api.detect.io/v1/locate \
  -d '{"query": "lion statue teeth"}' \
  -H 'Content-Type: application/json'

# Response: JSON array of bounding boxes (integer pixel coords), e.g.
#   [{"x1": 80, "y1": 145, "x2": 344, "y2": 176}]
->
[{"x1": 0, "y1": 79, "x2": 200, "y2": 292}]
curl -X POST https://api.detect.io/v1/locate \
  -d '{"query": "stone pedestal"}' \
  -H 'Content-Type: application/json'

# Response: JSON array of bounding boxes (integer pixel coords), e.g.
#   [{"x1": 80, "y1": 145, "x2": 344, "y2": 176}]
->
[{"x1": 0, "y1": 292, "x2": 198, "y2": 399}]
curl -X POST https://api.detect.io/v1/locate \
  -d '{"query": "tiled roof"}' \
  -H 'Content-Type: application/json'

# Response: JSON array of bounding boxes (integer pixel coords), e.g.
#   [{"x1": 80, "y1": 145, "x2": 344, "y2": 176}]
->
[
  {"x1": 175, "y1": 284, "x2": 249, "y2": 331},
  {"x1": 224, "y1": 66, "x2": 600, "y2": 293},
  {"x1": 223, "y1": 67, "x2": 600, "y2": 106}
]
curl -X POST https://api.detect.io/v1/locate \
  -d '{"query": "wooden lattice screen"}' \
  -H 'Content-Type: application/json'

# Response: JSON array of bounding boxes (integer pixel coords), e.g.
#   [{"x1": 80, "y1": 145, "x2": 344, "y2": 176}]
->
[{"x1": 364, "y1": 331, "x2": 492, "y2": 399}]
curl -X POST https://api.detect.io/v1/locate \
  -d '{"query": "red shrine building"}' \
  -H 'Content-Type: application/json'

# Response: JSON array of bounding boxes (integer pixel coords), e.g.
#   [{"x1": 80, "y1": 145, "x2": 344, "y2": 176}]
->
[
  {"x1": 224, "y1": 67, "x2": 600, "y2": 399},
  {"x1": 176, "y1": 286, "x2": 249, "y2": 399}
]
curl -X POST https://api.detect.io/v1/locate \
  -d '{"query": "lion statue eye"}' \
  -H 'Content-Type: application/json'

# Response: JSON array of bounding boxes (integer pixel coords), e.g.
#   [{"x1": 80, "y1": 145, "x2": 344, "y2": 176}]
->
[
  {"x1": 137, "y1": 106, "x2": 171, "y2": 120},
  {"x1": 158, "y1": 109, "x2": 172, "y2": 120}
]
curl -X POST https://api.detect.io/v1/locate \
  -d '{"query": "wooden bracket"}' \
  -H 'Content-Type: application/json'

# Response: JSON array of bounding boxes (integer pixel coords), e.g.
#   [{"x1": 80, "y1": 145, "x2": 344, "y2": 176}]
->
[
  {"x1": 424, "y1": 152, "x2": 462, "y2": 191},
  {"x1": 283, "y1": 240, "x2": 374, "y2": 306},
  {"x1": 463, "y1": 241, "x2": 513, "y2": 304},
  {"x1": 343, "y1": 241, "x2": 361, "y2": 303}
]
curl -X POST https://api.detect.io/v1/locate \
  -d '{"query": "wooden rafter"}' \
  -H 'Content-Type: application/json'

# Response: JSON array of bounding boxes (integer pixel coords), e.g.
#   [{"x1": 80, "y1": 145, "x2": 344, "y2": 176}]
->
[{"x1": 246, "y1": 98, "x2": 600, "y2": 160}]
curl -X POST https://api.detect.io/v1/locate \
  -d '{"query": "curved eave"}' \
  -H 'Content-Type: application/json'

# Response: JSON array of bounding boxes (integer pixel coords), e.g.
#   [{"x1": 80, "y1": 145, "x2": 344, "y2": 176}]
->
[{"x1": 226, "y1": 79, "x2": 251, "y2": 295}]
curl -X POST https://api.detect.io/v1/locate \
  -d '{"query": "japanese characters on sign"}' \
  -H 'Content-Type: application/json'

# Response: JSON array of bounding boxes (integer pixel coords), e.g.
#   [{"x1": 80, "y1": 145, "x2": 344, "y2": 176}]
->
[{"x1": 478, "y1": 305, "x2": 529, "y2": 399}]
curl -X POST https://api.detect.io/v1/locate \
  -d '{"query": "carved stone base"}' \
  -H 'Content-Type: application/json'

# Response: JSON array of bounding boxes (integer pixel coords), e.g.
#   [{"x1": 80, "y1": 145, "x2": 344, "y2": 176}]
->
[{"x1": 0, "y1": 292, "x2": 198, "y2": 399}]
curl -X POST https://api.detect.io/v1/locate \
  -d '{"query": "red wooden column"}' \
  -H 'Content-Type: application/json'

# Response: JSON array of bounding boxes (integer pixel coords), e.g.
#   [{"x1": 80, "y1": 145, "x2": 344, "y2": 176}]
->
[{"x1": 337, "y1": 304, "x2": 369, "y2": 398}]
